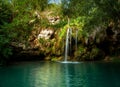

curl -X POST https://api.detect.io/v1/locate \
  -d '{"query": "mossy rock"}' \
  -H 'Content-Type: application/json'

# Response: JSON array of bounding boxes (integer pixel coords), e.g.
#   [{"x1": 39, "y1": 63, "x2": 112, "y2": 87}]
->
[
  {"x1": 45, "y1": 57, "x2": 51, "y2": 60},
  {"x1": 51, "y1": 56, "x2": 63, "y2": 61},
  {"x1": 79, "y1": 47, "x2": 105, "y2": 61}
]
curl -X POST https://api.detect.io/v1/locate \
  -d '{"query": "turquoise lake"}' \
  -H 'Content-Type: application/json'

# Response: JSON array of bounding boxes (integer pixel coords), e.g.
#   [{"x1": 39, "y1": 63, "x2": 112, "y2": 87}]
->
[{"x1": 0, "y1": 61, "x2": 120, "y2": 87}]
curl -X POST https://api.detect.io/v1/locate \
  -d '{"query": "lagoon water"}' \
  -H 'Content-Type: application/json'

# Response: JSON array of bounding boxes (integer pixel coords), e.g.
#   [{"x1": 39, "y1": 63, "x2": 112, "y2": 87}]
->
[{"x1": 0, "y1": 61, "x2": 120, "y2": 87}]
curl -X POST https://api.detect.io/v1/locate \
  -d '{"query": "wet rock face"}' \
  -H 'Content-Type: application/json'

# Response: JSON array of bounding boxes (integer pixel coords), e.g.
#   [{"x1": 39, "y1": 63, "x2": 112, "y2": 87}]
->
[
  {"x1": 10, "y1": 28, "x2": 55, "y2": 61},
  {"x1": 95, "y1": 25, "x2": 120, "y2": 56},
  {"x1": 80, "y1": 24, "x2": 120, "y2": 61}
]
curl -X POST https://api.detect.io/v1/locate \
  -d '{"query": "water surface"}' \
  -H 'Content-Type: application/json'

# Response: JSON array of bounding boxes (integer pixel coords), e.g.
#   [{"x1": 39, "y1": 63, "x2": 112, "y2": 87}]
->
[{"x1": 0, "y1": 61, "x2": 120, "y2": 87}]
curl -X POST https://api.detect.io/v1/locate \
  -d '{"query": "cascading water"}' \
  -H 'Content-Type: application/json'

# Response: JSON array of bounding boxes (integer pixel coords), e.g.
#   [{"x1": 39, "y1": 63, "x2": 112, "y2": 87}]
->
[
  {"x1": 69, "y1": 29, "x2": 72, "y2": 56},
  {"x1": 61, "y1": 27, "x2": 80, "y2": 64},
  {"x1": 64, "y1": 28, "x2": 70, "y2": 62},
  {"x1": 75, "y1": 30, "x2": 78, "y2": 51}
]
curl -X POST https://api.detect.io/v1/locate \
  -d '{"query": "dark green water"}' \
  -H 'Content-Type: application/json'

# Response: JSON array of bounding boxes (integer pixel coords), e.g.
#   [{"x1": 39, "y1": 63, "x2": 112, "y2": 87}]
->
[{"x1": 0, "y1": 61, "x2": 120, "y2": 87}]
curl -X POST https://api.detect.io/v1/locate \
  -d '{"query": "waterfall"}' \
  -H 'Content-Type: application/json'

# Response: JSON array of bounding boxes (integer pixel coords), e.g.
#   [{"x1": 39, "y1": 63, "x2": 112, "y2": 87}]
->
[
  {"x1": 64, "y1": 28, "x2": 70, "y2": 62},
  {"x1": 61, "y1": 18, "x2": 80, "y2": 63},
  {"x1": 75, "y1": 30, "x2": 78, "y2": 51},
  {"x1": 69, "y1": 29, "x2": 72, "y2": 56},
  {"x1": 61, "y1": 28, "x2": 80, "y2": 63},
  {"x1": 64, "y1": 28, "x2": 78, "y2": 62}
]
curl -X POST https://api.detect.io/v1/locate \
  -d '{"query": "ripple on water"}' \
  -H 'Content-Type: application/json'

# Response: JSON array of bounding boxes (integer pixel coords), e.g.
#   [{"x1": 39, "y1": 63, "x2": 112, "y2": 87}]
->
[{"x1": 58, "y1": 61, "x2": 82, "y2": 64}]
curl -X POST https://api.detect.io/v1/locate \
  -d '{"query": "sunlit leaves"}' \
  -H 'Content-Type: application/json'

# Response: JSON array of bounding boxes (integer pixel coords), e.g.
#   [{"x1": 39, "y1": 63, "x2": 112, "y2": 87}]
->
[{"x1": 61, "y1": 0, "x2": 120, "y2": 32}]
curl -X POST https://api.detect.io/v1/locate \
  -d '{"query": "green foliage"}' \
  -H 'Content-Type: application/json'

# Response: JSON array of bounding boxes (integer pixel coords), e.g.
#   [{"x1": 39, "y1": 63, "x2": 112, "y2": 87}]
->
[
  {"x1": 90, "y1": 47, "x2": 99, "y2": 59},
  {"x1": 93, "y1": 0, "x2": 120, "y2": 22},
  {"x1": 70, "y1": 17, "x2": 89, "y2": 31},
  {"x1": 0, "y1": 0, "x2": 49, "y2": 59},
  {"x1": 0, "y1": 0, "x2": 119, "y2": 62},
  {"x1": 0, "y1": 0, "x2": 12, "y2": 26},
  {"x1": 11, "y1": 0, "x2": 48, "y2": 11},
  {"x1": 0, "y1": 35, "x2": 12, "y2": 57},
  {"x1": 0, "y1": 1, "x2": 13, "y2": 63},
  {"x1": 79, "y1": 45, "x2": 86, "y2": 54},
  {"x1": 39, "y1": 18, "x2": 50, "y2": 27},
  {"x1": 50, "y1": 20, "x2": 67, "y2": 29},
  {"x1": 0, "y1": 0, "x2": 49, "y2": 63},
  {"x1": 47, "y1": 3, "x2": 63, "y2": 16},
  {"x1": 39, "y1": 38, "x2": 45, "y2": 44},
  {"x1": 61, "y1": 0, "x2": 94, "y2": 17},
  {"x1": 61, "y1": 0, "x2": 120, "y2": 32},
  {"x1": 59, "y1": 16, "x2": 89, "y2": 40},
  {"x1": 58, "y1": 25, "x2": 67, "y2": 40}
]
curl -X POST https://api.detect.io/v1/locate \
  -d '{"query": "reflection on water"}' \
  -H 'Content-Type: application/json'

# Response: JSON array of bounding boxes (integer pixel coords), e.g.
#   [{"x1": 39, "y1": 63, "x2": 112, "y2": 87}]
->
[{"x1": 0, "y1": 61, "x2": 120, "y2": 87}]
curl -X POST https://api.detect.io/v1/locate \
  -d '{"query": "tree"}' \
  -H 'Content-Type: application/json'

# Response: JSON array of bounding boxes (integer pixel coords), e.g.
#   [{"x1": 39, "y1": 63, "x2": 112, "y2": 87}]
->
[
  {"x1": 0, "y1": 0, "x2": 13, "y2": 63},
  {"x1": 0, "y1": 0, "x2": 49, "y2": 63},
  {"x1": 61, "y1": 0, "x2": 120, "y2": 31}
]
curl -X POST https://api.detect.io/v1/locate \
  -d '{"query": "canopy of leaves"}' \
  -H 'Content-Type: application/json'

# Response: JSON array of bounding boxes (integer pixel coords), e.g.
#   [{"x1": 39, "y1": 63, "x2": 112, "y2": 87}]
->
[{"x1": 61, "y1": 0, "x2": 120, "y2": 31}]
